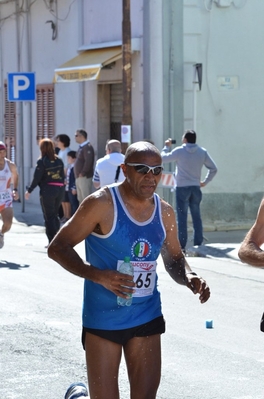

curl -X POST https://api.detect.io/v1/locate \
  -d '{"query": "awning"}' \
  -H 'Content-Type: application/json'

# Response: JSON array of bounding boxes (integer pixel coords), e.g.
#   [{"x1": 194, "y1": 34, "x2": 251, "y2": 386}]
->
[{"x1": 54, "y1": 46, "x2": 122, "y2": 83}]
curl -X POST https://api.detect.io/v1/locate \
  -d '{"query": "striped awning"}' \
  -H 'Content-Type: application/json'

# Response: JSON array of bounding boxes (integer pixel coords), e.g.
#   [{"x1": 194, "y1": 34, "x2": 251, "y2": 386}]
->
[{"x1": 54, "y1": 46, "x2": 122, "y2": 83}]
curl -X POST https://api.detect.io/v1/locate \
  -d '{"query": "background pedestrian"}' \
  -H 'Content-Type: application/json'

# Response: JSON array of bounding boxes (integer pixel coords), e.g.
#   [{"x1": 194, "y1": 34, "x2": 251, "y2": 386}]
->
[
  {"x1": 74, "y1": 129, "x2": 94, "y2": 203},
  {"x1": 55, "y1": 134, "x2": 72, "y2": 223},
  {"x1": 92, "y1": 139, "x2": 125, "y2": 189},
  {"x1": 66, "y1": 151, "x2": 79, "y2": 216},
  {"x1": 161, "y1": 130, "x2": 217, "y2": 253},
  {"x1": 25, "y1": 138, "x2": 65, "y2": 245}
]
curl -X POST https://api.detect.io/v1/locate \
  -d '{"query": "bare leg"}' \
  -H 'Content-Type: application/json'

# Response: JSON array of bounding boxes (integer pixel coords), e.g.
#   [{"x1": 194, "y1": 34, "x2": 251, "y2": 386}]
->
[
  {"x1": 0, "y1": 207, "x2": 14, "y2": 234},
  {"x1": 61, "y1": 201, "x2": 71, "y2": 219},
  {"x1": 85, "y1": 332, "x2": 122, "y2": 399},
  {"x1": 124, "y1": 334, "x2": 161, "y2": 399}
]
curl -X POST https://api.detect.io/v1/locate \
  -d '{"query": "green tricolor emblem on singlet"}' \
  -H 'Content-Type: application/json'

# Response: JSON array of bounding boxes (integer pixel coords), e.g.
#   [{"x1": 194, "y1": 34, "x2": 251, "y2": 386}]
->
[{"x1": 134, "y1": 241, "x2": 149, "y2": 258}]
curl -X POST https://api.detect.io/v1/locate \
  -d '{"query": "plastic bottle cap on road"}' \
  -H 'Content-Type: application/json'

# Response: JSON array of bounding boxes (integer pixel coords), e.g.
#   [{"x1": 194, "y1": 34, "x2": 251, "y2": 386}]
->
[{"x1": 206, "y1": 319, "x2": 213, "y2": 329}]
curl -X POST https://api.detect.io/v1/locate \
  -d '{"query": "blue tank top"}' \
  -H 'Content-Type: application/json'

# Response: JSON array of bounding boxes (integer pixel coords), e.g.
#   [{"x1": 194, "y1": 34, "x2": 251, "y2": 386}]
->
[{"x1": 83, "y1": 185, "x2": 166, "y2": 330}]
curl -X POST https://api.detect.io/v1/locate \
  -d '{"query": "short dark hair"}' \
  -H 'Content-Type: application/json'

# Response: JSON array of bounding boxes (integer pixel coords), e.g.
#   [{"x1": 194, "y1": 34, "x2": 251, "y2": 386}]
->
[
  {"x1": 55, "y1": 134, "x2": 70, "y2": 147},
  {"x1": 184, "y1": 130, "x2": 196, "y2": 143},
  {"x1": 76, "y1": 129, "x2": 88, "y2": 139},
  {"x1": 125, "y1": 141, "x2": 161, "y2": 163},
  {"x1": 67, "y1": 150, "x2": 76, "y2": 159}
]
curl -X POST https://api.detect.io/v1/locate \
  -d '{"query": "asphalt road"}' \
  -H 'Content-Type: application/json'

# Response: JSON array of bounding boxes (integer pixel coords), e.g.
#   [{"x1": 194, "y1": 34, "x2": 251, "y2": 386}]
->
[{"x1": 1, "y1": 217, "x2": 264, "y2": 398}]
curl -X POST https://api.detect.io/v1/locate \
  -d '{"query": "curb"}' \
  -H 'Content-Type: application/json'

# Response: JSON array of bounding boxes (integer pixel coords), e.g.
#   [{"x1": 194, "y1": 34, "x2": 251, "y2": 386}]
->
[{"x1": 186, "y1": 244, "x2": 241, "y2": 262}]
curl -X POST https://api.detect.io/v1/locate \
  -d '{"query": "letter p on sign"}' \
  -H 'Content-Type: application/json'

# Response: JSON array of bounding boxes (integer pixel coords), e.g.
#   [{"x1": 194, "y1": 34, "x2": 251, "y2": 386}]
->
[{"x1": 7, "y1": 72, "x2": 36, "y2": 102}]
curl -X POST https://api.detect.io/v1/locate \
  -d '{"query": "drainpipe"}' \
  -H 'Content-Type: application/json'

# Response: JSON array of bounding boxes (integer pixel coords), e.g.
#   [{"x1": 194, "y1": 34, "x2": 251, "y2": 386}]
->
[
  {"x1": 0, "y1": 5, "x2": 4, "y2": 139},
  {"x1": 143, "y1": 0, "x2": 150, "y2": 139},
  {"x1": 16, "y1": 0, "x2": 25, "y2": 211},
  {"x1": 78, "y1": 0, "x2": 85, "y2": 128},
  {"x1": 25, "y1": 0, "x2": 32, "y2": 166}
]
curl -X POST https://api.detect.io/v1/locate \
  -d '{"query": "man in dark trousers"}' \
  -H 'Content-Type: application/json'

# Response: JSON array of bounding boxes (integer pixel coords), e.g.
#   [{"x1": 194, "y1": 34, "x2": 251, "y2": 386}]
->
[
  {"x1": 161, "y1": 130, "x2": 217, "y2": 253},
  {"x1": 74, "y1": 129, "x2": 94, "y2": 203}
]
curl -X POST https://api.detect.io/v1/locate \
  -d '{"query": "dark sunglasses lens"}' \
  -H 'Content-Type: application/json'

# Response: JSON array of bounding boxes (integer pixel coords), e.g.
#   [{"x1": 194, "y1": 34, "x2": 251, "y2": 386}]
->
[
  {"x1": 134, "y1": 165, "x2": 162, "y2": 175},
  {"x1": 153, "y1": 167, "x2": 163, "y2": 175},
  {"x1": 134, "y1": 165, "x2": 149, "y2": 174}
]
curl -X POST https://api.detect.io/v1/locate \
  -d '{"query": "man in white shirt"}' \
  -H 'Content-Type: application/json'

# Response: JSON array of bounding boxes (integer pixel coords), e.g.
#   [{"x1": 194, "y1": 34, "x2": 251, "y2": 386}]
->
[{"x1": 93, "y1": 140, "x2": 125, "y2": 189}]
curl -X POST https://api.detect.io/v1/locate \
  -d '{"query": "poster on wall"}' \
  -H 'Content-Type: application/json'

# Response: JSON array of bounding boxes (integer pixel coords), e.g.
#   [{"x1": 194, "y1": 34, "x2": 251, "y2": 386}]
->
[{"x1": 121, "y1": 125, "x2": 131, "y2": 143}]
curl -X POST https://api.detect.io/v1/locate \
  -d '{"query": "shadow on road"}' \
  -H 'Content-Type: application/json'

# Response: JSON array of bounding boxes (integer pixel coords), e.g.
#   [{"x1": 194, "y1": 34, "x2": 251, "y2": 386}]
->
[{"x1": 0, "y1": 260, "x2": 30, "y2": 269}]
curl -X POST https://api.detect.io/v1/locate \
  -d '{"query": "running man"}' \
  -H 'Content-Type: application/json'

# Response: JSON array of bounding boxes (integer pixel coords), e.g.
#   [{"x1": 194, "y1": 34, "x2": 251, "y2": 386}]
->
[
  {"x1": 48, "y1": 141, "x2": 210, "y2": 399},
  {"x1": 0, "y1": 141, "x2": 19, "y2": 248}
]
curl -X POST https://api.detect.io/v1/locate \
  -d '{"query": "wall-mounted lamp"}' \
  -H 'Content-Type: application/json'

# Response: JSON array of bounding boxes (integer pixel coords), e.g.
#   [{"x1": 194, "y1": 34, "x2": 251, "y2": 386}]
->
[{"x1": 46, "y1": 20, "x2": 57, "y2": 40}]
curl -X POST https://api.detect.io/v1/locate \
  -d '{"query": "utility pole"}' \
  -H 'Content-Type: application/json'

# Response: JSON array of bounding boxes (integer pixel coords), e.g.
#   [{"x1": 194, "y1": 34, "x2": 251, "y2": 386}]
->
[{"x1": 121, "y1": 0, "x2": 132, "y2": 150}]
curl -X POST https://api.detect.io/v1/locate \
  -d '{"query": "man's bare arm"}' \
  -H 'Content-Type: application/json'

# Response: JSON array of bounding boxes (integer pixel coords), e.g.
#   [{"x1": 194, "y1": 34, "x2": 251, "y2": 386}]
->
[
  {"x1": 9, "y1": 161, "x2": 19, "y2": 188},
  {"x1": 239, "y1": 199, "x2": 264, "y2": 267},
  {"x1": 160, "y1": 200, "x2": 210, "y2": 303},
  {"x1": 8, "y1": 160, "x2": 19, "y2": 200},
  {"x1": 48, "y1": 189, "x2": 135, "y2": 297}
]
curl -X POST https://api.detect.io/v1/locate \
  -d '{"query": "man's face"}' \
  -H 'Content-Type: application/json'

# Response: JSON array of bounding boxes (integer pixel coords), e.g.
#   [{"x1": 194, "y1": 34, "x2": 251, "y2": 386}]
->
[
  {"x1": 56, "y1": 139, "x2": 63, "y2": 149},
  {"x1": 75, "y1": 132, "x2": 83, "y2": 144},
  {"x1": 67, "y1": 156, "x2": 74, "y2": 165},
  {"x1": 122, "y1": 152, "x2": 163, "y2": 199},
  {"x1": 0, "y1": 149, "x2": 6, "y2": 159}
]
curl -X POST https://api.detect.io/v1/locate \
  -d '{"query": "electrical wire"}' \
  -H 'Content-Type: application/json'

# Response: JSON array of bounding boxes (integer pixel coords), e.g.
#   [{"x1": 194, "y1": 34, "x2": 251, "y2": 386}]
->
[{"x1": 47, "y1": 0, "x2": 77, "y2": 22}]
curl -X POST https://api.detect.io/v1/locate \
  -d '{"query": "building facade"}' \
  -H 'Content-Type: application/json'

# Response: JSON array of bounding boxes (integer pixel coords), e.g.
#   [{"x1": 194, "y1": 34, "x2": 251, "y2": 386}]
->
[{"x1": 0, "y1": 0, "x2": 262, "y2": 224}]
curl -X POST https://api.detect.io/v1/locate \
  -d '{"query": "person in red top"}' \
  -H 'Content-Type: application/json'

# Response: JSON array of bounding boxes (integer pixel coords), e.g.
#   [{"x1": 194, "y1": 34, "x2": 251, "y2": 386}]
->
[{"x1": 0, "y1": 141, "x2": 19, "y2": 248}]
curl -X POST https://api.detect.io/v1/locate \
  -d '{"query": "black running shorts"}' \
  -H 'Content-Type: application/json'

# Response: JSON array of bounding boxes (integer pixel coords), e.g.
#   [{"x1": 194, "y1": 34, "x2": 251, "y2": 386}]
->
[{"x1": 82, "y1": 315, "x2": 166, "y2": 349}]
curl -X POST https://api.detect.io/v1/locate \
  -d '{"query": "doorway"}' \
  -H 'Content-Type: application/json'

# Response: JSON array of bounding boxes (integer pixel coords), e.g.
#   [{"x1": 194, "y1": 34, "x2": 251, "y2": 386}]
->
[{"x1": 97, "y1": 83, "x2": 122, "y2": 158}]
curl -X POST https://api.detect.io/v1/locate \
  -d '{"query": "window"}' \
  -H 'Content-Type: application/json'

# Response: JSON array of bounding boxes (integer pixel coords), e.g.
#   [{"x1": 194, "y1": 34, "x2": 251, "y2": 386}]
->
[
  {"x1": 36, "y1": 84, "x2": 55, "y2": 141},
  {"x1": 4, "y1": 83, "x2": 16, "y2": 162}
]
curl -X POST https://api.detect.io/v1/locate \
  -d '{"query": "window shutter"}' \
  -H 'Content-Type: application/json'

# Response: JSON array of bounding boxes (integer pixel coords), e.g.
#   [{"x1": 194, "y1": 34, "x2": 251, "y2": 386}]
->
[{"x1": 36, "y1": 84, "x2": 55, "y2": 141}]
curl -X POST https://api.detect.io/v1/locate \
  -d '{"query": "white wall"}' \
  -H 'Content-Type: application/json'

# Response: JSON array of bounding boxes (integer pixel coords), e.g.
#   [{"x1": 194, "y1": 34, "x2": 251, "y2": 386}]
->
[
  {"x1": 180, "y1": 0, "x2": 264, "y2": 222},
  {"x1": 1, "y1": 0, "x2": 261, "y2": 220},
  {"x1": 185, "y1": 0, "x2": 264, "y2": 195}
]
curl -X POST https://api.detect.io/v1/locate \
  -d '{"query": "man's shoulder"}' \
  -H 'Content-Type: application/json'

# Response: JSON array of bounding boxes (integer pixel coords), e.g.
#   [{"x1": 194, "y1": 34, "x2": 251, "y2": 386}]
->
[
  {"x1": 5, "y1": 158, "x2": 17, "y2": 170},
  {"x1": 96, "y1": 155, "x2": 109, "y2": 165},
  {"x1": 82, "y1": 142, "x2": 94, "y2": 154},
  {"x1": 89, "y1": 185, "x2": 113, "y2": 203}
]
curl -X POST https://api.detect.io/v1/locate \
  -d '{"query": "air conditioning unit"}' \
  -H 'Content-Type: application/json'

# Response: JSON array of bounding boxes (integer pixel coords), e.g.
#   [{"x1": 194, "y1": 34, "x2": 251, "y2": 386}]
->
[{"x1": 214, "y1": 0, "x2": 233, "y2": 7}]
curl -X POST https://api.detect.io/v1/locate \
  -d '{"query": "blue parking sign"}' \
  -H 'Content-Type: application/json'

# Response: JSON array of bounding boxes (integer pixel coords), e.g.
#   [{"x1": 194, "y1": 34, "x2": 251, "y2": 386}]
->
[{"x1": 8, "y1": 72, "x2": 36, "y2": 101}]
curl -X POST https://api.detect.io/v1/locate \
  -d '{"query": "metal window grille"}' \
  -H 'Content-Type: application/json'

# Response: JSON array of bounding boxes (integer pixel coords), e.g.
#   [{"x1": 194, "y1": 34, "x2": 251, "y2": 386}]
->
[
  {"x1": 4, "y1": 83, "x2": 16, "y2": 162},
  {"x1": 36, "y1": 84, "x2": 55, "y2": 142}
]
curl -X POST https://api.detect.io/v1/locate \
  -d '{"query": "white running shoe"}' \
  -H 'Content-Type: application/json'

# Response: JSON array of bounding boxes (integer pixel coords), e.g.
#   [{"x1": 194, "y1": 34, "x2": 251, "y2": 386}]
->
[
  {"x1": 0, "y1": 233, "x2": 4, "y2": 249},
  {"x1": 64, "y1": 382, "x2": 89, "y2": 399}
]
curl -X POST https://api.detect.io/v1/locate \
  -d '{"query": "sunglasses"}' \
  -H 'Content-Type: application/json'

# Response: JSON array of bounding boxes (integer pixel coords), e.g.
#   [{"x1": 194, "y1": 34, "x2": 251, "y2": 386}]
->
[{"x1": 125, "y1": 163, "x2": 163, "y2": 176}]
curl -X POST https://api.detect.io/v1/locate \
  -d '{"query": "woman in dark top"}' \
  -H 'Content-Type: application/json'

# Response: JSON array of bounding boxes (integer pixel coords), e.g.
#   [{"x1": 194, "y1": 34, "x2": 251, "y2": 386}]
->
[{"x1": 25, "y1": 138, "x2": 65, "y2": 243}]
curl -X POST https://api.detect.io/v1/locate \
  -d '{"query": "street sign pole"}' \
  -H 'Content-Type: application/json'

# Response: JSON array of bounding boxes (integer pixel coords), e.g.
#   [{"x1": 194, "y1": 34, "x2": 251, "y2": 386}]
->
[{"x1": 19, "y1": 103, "x2": 25, "y2": 212}]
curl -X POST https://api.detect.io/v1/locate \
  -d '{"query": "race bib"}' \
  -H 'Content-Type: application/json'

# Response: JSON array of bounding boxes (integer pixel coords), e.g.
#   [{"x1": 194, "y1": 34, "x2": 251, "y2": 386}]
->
[
  {"x1": 117, "y1": 260, "x2": 157, "y2": 297},
  {"x1": 0, "y1": 190, "x2": 12, "y2": 201}
]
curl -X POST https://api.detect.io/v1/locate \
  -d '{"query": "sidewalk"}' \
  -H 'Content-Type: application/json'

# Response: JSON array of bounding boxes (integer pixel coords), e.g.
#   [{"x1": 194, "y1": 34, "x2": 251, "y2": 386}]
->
[
  {"x1": 12, "y1": 200, "x2": 250, "y2": 263},
  {"x1": 13, "y1": 200, "x2": 45, "y2": 227}
]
